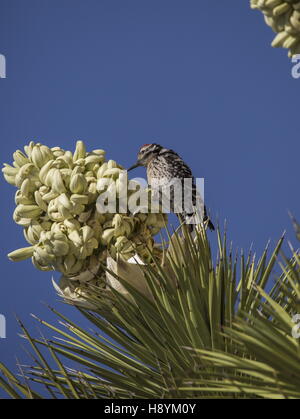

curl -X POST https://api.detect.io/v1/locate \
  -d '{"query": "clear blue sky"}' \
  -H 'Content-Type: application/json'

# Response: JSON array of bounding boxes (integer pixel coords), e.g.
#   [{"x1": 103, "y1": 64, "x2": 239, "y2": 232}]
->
[{"x1": 0, "y1": 0, "x2": 299, "y2": 396}]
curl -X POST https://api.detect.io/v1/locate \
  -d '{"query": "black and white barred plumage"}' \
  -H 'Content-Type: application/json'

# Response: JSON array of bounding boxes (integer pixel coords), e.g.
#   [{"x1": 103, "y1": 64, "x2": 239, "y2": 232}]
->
[{"x1": 128, "y1": 143, "x2": 214, "y2": 231}]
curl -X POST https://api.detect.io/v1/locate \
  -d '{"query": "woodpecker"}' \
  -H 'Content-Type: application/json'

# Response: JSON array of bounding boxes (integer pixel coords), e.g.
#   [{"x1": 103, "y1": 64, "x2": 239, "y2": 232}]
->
[{"x1": 128, "y1": 143, "x2": 214, "y2": 231}]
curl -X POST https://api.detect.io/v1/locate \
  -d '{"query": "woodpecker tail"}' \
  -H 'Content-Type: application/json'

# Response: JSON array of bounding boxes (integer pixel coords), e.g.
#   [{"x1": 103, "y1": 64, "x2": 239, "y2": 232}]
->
[
  {"x1": 204, "y1": 216, "x2": 215, "y2": 231},
  {"x1": 203, "y1": 205, "x2": 215, "y2": 230},
  {"x1": 180, "y1": 205, "x2": 215, "y2": 232},
  {"x1": 181, "y1": 214, "x2": 215, "y2": 232}
]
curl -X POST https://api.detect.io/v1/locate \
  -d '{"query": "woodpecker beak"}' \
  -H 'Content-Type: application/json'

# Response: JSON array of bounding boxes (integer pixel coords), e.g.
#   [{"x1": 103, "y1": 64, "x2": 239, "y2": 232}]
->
[{"x1": 127, "y1": 162, "x2": 141, "y2": 172}]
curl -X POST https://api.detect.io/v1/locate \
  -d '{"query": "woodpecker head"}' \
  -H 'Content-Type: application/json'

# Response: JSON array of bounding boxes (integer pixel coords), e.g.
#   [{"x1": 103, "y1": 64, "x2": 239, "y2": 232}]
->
[{"x1": 128, "y1": 144, "x2": 162, "y2": 171}]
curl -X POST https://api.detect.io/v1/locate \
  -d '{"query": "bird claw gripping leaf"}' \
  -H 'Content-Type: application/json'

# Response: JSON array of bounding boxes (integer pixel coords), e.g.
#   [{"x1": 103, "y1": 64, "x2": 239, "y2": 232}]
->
[
  {"x1": 3, "y1": 141, "x2": 167, "y2": 296},
  {"x1": 251, "y1": 0, "x2": 300, "y2": 57}
]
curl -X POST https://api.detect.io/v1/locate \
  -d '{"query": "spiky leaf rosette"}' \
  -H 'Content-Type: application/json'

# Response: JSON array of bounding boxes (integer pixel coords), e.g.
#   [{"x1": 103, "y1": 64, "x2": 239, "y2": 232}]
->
[{"x1": 1, "y1": 224, "x2": 300, "y2": 399}]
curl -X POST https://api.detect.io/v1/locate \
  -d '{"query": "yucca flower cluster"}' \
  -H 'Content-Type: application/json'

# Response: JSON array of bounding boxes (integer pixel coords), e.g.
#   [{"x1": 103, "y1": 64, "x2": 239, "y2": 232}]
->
[
  {"x1": 251, "y1": 0, "x2": 300, "y2": 56},
  {"x1": 2, "y1": 141, "x2": 167, "y2": 293}
]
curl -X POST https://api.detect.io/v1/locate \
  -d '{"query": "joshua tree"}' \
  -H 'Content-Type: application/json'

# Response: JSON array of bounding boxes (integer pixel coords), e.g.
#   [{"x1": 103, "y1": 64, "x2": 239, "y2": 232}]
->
[{"x1": 1, "y1": 141, "x2": 299, "y2": 399}]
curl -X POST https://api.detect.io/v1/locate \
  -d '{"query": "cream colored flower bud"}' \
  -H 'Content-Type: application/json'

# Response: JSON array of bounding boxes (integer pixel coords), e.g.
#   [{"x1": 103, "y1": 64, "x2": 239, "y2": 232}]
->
[
  {"x1": 87, "y1": 181, "x2": 98, "y2": 204},
  {"x1": 12, "y1": 209, "x2": 31, "y2": 226},
  {"x1": 39, "y1": 160, "x2": 54, "y2": 183},
  {"x1": 291, "y1": 11, "x2": 300, "y2": 31},
  {"x1": 33, "y1": 246, "x2": 56, "y2": 266},
  {"x1": 5, "y1": 162, "x2": 19, "y2": 175},
  {"x1": 51, "y1": 222, "x2": 67, "y2": 235},
  {"x1": 59, "y1": 168, "x2": 72, "y2": 187},
  {"x1": 2, "y1": 172, "x2": 17, "y2": 186},
  {"x1": 74, "y1": 158, "x2": 85, "y2": 167},
  {"x1": 38, "y1": 185, "x2": 49, "y2": 195},
  {"x1": 34, "y1": 190, "x2": 48, "y2": 212},
  {"x1": 15, "y1": 163, "x2": 39, "y2": 188},
  {"x1": 13, "y1": 150, "x2": 29, "y2": 167},
  {"x1": 87, "y1": 220, "x2": 102, "y2": 241},
  {"x1": 15, "y1": 190, "x2": 35, "y2": 205},
  {"x1": 85, "y1": 155, "x2": 103, "y2": 165},
  {"x1": 71, "y1": 203, "x2": 85, "y2": 215},
  {"x1": 92, "y1": 149, "x2": 106, "y2": 156},
  {"x1": 14, "y1": 204, "x2": 42, "y2": 219},
  {"x1": 20, "y1": 178, "x2": 33, "y2": 195},
  {"x1": 114, "y1": 236, "x2": 130, "y2": 252},
  {"x1": 61, "y1": 199, "x2": 79, "y2": 219},
  {"x1": 101, "y1": 228, "x2": 115, "y2": 244},
  {"x1": 84, "y1": 170, "x2": 94, "y2": 178},
  {"x1": 103, "y1": 168, "x2": 122, "y2": 178},
  {"x1": 86, "y1": 163, "x2": 100, "y2": 174},
  {"x1": 112, "y1": 223, "x2": 126, "y2": 238},
  {"x1": 70, "y1": 194, "x2": 89, "y2": 205},
  {"x1": 24, "y1": 141, "x2": 36, "y2": 159},
  {"x1": 273, "y1": 3, "x2": 291, "y2": 17},
  {"x1": 26, "y1": 177, "x2": 42, "y2": 194},
  {"x1": 40, "y1": 231, "x2": 70, "y2": 257},
  {"x1": 64, "y1": 218, "x2": 81, "y2": 231},
  {"x1": 54, "y1": 158, "x2": 68, "y2": 170},
  {"x1": 107, "y1": 160, "x2": 117, "y2": 169},
  {"x1": 32, "y1": 256, "x2": 53, "y2": 271},
  {"x1": 80, "y1": 238, "x2": 98, "y2": 259},
  {"x1": 96, "y1": 162, "x2": 108, "y2": 179},
  {"x1": 48, "y1": 198, "x2": 64, "y2": 222},
  {"x1": 68, "y1": 229, "x2": 82, "y2": 246},
  {"x1": 31, "y1": 145, "x2": 54, "y2": 168},
  {"x1": 112, "y1": 214, "x2": 123, "y2": 228},
  {"x1": 73, "y1": 141, "x2": 86, "y2": 161},
  {"x1": 8, "y1": 246, "x2": 34, "y2": 262},
  {"x1": 55, "y1": 254, "x2": 83, "y2": 276},
  {"x1": 52, "y1": 239, "x2": 70, "y2": 256},
  {"x1": 56, "y1": 151, "x2": 74, "y2": 169},
  {"x1": 24, "y1": 222, "x2": 44, "y2": 244},
  {"x1": 51, "y1": 146, "x2": 65, "y2": 158},
  {"x1": 71, "y1": 166, "x2": 84, "y2": 177},
  {"x1": 58, "y1": 203, "x2": 72, "y2": 220},
  {"x1": 69, "y1": 226, "x2": 98, "y2": 260},
  {"x1": 69, "y1": 173, "x2": 87, "y2": 194},
  {"x1": 42, "y1": 190, "x2": 59, "y2": 202},
  {"x1": 16, "y1": 218, "x2": 32, "y2": 227},
  {"x1": 58, "y1": 193, "x2": 73, "y2": 210},
  {"x1": 51, "y1": 169, "x2": 66, "y2": 194},
  {"x1": 81, "y1": 225, "x2": 94, "y2": 242}
]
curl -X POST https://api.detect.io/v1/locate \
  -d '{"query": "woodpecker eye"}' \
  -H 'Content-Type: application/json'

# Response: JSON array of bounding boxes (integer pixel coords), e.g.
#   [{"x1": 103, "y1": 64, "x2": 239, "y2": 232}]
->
[
  {"x1": 140, "y1": 149, "x2": 146, "y2": 155},
  {"x1": 140, "y1": 144, "x2": 150, "y2": 155}
]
